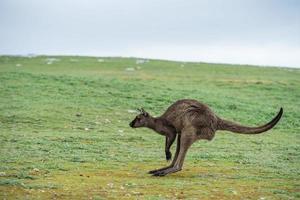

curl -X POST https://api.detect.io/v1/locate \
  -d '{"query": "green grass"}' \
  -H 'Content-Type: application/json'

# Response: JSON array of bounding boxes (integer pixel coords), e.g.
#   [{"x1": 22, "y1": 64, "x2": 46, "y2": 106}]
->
[{"x1": 0, "y1": 55, "x2": 299, "y2": 199}]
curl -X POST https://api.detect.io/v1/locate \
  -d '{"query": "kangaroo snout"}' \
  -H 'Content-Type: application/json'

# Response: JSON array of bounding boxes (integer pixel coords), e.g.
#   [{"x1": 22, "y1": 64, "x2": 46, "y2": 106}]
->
[
  {"x1": 129, "y1": 121, "x2": 134, "y2": 128},
  {"x1": 129, "y1": 117, "x2": 137, "y2": 128}
]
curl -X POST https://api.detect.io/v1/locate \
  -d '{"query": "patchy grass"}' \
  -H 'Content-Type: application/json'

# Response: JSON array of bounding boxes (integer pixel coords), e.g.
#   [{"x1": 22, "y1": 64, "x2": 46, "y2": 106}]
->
[{"x1": 0, "y1": 55, "x2": 299, "y2": 199}]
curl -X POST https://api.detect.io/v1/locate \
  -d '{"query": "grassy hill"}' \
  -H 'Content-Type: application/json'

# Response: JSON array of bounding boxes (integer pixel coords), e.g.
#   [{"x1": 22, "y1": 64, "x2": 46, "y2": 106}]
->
[{"x1": 0, "y1": 56, "x2": 299, "y2": 199}]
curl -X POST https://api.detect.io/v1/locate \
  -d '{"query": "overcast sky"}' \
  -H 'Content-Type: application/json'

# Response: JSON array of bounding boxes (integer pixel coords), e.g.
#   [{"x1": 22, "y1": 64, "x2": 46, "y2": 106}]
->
[{"x1": 0, "y1": 0, "x2": 299, "y2": 67}]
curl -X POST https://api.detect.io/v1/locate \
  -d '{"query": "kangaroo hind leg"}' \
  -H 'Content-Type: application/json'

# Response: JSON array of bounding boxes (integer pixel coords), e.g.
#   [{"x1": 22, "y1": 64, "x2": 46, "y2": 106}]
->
[
  {"x1": 149, "y1": 134, "x2": 180, "y2": 174},
  {"x1": 153, "y1": 129, "x2": 198, "y2": 176}
]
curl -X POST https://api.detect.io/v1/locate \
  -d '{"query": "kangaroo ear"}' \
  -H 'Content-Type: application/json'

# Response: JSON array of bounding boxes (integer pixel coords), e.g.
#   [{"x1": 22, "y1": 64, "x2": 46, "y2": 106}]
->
[
  {"x1": 140, "y1": 108, "x2": 149, "y2": 117},
  {"x1": 143, "y1": 112, "x2": 149, "y2": 117}
]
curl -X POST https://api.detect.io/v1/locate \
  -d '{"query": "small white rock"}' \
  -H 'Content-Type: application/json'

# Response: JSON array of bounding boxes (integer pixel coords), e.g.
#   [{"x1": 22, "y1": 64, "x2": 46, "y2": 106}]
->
[
  {"x1": 45, "y1": 58, "x2": 60, "y2": 65},
  {"x1": 136, "y1": 59, "x2": 145, "y2": 64},
  {"x1": 127, "y1": 109, "x2": 138, "y2": 113},
  {"x1": 125, "y1": 67, "x2": 135, "y2": 71},
  {"x1": 0, "y1": 172, "x2": 6, "y2": 176},
  {"x1": 33, "y1": 168, "x2": 40, "y2": 172},
  {"x1": 107, "y1": 183, "x2": 114, "y2": 188}
]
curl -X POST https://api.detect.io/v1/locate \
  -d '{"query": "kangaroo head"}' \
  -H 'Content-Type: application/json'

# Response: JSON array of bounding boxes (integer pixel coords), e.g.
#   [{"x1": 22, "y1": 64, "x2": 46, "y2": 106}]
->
[{"x1": 129, "y1": 108, "x2": 150, "y2": 128}]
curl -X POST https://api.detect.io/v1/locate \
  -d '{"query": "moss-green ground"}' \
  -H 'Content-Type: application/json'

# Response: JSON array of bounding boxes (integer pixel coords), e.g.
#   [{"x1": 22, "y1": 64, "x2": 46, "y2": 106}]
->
[{"x1": 0, "y1": 56, "x2": 299, "y2": 199}]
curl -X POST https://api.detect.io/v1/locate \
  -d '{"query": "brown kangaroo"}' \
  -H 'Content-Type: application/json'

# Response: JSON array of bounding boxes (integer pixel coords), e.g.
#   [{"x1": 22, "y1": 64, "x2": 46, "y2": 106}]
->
[{"x1": 129, "y1": 99, "x2": 283, "y2": 176}]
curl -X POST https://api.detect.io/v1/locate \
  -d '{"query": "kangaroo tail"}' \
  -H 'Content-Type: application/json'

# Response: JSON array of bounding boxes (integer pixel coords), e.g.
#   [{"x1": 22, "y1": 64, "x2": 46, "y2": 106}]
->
[{"x1": 217, "y1": 108, "x2": 283, "y2": 134}]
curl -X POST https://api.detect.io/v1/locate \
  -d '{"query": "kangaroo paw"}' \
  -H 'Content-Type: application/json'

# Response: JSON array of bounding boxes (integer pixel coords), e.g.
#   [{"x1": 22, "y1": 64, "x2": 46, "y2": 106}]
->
[{"x1": 152, "y1": 167, "x2": 181, "y2": 176}]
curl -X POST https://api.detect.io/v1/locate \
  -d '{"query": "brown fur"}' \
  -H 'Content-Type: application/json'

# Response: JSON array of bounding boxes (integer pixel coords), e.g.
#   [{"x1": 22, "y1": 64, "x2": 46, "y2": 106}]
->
[{"x1": 129, "y1": 99, "x2": 283, "y2": 176}]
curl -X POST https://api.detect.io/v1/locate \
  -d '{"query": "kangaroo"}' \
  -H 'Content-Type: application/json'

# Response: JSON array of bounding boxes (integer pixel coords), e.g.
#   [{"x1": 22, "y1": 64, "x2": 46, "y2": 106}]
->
[{"x1": 129, "y1": 99, "x2": 283, "y2": 176}]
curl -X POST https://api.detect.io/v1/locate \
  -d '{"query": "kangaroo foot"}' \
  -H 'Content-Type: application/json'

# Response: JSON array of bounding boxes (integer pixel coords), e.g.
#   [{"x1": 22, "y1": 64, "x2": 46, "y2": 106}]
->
[
  {"x1": 152, "y1": 166, "x2": 181, "y2": 176},
  {"x1": 148, "y1": 166, "x2": 172, "y2": 174}
]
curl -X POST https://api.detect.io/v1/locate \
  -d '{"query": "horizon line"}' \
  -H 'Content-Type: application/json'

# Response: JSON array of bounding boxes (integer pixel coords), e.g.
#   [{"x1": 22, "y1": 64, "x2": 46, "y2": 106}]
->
[{"x1": 1, "y1": 53, "x2": 299, "y2": 69}]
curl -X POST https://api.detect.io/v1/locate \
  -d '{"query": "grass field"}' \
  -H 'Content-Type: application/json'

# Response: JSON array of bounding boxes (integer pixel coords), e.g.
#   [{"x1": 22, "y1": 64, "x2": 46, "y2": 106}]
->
[{"x1": 0, "y1": 55, "x2": 299, "y2": 199}]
